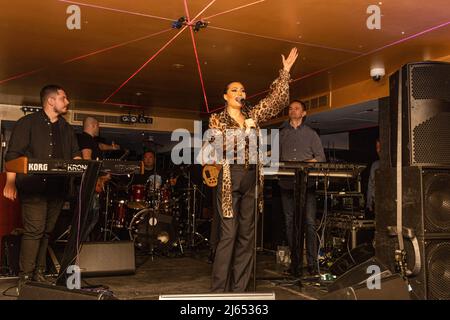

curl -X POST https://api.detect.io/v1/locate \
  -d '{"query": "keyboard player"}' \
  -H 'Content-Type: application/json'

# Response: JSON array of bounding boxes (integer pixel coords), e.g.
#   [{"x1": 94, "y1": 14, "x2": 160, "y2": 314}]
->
[
  {"x1": 2, "y1": 85, "x2": 81, "y2": 290},
  {"x1": 279, "y1": 100, "x2": 326, "y2": 276}
]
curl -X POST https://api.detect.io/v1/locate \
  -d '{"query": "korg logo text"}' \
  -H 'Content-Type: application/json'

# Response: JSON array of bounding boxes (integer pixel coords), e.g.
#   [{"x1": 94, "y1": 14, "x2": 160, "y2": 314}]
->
[
  {"x1": 28, "y1": 163, "x2": 48, "y2": 172},
  {"x1": 67, "y1": 164, "x2": 88, "y2": 172}
]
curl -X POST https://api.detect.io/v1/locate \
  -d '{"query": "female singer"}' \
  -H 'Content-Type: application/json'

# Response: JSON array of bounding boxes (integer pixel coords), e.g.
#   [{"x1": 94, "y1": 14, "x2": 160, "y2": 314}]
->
[{"x1": 209, "y1": 47, "x2": 299, "y2": 292}]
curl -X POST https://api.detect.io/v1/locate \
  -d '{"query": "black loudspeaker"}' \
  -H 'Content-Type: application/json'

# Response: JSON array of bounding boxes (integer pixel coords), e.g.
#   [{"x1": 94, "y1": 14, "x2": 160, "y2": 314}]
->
[
  {"x1": 380, "y1": 61, "x2": 450, "y2": 167},
  {"x1": 78, "y1": 241, "x2": 135, "y2": 276},
  {"x1": 328, "y1": 257, "x2": 389, "y2": 292},
  {"x1": 329, "y1": 243, "x2": 375, "y2": 277},
  {"x1": 376, "y1": 167, "x2": 450, "y2": 300},
  {"x1": 18, "y1": 282, "x2": 117, "y2": 300},
  {"x1": 323, "y1": 274, "x2": 410, "y2": 300}
]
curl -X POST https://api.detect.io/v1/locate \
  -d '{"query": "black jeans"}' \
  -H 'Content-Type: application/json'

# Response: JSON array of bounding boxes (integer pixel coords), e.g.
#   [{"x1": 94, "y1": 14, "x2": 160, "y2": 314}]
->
[
  {"x1": 211, "y1": 165, "x2": 257, "y2": 292},
  {"x1": 280, "y1": 188, "x2": 318, "y2": 270},
  {"x1": 19, "y1": 194, "x2": 64, "y2": 275}
]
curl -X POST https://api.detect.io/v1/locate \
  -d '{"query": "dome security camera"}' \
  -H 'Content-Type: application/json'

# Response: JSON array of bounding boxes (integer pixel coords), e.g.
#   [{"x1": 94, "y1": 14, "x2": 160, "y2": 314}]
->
[{"x1": 370, "y1": 67, "x2": 385, "y2": 81}]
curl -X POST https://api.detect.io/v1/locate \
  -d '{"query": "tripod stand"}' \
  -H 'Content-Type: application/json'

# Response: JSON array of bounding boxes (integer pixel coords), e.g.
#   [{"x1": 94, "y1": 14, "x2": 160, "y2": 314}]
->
[
  {"x1": 184, "y1": 169, "x2": 208, "y2": 249},
  {"x1": 101, "y1": 183, "x2": 121, "y2": 241}
]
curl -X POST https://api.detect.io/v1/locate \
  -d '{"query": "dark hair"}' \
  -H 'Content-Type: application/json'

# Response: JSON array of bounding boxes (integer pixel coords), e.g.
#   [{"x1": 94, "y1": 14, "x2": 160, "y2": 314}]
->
[
  {"x1": 40, "y1": 84, "x2": 65, "y2": 106},
  {"x1": 223, "y1": 81, "x2": 242, "y2": 95},
  {"x1": 289, "y1": 99, "x2": 306, "y2": 111}
]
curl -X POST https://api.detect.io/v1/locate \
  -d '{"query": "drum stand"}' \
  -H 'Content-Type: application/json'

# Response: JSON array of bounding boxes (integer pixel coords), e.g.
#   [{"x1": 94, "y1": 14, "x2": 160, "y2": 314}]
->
[
  {"x1": 185, "y1": 171, "x2": 208, "y2": 249},
  {"x1": 101, "y1": 183, "x2": 121, "y2": 241}
]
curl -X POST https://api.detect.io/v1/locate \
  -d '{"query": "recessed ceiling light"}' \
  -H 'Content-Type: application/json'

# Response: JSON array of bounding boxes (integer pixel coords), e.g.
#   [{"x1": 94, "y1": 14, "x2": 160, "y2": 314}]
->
[
  {"x1": 378, "y1": 1, "x2": 382, "y2": 5},
  {"x1": 401, "y1": 31, "x2": 405, "y2": 35},
  {"x1": 296, "y1": 21, "x2": 300, "y2": 25},
  {"x1": 172, "y1": 63, "x2": 185, "y2": 69},
  {"x1": 136, "y1": 92, "x2": 142, "y2": 96},
  {"x1": 204, "y1": 61, "x2": 208, "y2": 65},
  {"x1": 298, "y1": 35, "x2": 302, "y2": 39}
]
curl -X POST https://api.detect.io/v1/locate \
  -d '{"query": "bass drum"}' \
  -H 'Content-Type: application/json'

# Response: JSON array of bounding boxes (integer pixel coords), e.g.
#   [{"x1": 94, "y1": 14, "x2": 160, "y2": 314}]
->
[{"x1": 128, "y1": 208, "x2": 179, "y2": 252}]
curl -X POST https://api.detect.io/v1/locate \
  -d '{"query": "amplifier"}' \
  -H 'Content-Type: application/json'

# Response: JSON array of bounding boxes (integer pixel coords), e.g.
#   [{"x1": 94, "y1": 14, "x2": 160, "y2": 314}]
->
[
  {"x1": 78, "y1": 241, "x2": 135, "y2": 276},
  {"x1": 328, "y1": 217, "x2": 375, "y2": 230},
  {"x1": 316, "y1": 192, "x2": 365, "y2": 217},
  {"x1": 326, "y1": 217, "x2": 375, "y2": 250}
]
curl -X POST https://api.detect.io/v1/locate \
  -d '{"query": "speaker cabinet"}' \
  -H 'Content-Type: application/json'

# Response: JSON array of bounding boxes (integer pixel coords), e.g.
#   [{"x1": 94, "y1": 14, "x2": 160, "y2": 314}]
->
[
  {"x1": 78, "y1": 241, "x2": 135, "y2": 276},
  {"x1": 381, "y1": 61, "x2": 450, "y2": 167},
  {"x1": 376, "y1": 166, "x2": 450, "y2": 300},
  {"x1": 18, "y1": 282, "x2": 117, "y2": 300},
  {"x1": 329, "y1": 244, "x2": 375, "y2": 277},
  {"x1": 323, "y1": 274, "x2": 410, "y2": 300}
]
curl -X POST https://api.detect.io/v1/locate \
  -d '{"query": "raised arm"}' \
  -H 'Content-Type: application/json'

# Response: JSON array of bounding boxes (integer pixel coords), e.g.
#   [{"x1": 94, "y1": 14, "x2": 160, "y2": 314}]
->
[{"x1": 251, "y1": 48, "x2": 299, "y2": 124}]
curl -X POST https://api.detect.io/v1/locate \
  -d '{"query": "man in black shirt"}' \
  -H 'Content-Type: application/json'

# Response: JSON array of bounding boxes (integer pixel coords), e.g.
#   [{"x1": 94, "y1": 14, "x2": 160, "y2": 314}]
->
[
  {"x1": 3, "y1": 85, "x2": 81, "y2": 288},
  {"x1": 77, "y1": 116, "x2": 119, "y2": 240},
  {"x1": 77, "y1": 117, "x2": 102, "y2": 161},
  {"x1": 77, "y1": 116, "x2": 120, "y2": 161},
  {"x1": 279, "y1": 100, "x2": 326, "y2": 276},
  {"x1": 134, "y1": 150, "x2": 162, "y2": 188}
]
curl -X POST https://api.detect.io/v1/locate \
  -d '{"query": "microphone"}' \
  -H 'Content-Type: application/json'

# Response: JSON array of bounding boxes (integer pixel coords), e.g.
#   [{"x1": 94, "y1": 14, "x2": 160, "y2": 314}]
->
[{"x1": 236, "y1": 97, "x2": 251, "y2": 108}]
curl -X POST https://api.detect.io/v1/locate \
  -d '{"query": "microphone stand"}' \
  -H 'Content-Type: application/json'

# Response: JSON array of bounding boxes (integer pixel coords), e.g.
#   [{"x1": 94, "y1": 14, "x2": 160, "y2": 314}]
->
[{"x1": 252, "y1": 128, "x2": 259, "y2": 292}]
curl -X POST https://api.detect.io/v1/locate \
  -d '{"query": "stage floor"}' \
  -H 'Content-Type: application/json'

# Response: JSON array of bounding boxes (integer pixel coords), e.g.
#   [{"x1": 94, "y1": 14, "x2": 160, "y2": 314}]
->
[{"x1": 0, "y1": 250, "x2": 329, "y2": 300}]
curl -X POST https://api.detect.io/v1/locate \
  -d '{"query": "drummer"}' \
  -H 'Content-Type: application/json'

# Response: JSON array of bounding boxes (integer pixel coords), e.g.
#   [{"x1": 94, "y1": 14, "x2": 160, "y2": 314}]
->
[{"x1": 134, "y1": 150, "x2": 163, "y2": 191}]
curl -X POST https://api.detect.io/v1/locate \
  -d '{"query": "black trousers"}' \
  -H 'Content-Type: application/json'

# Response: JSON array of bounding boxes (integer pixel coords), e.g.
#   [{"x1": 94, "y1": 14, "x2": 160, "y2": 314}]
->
[
  {"x1": 211, "y1": 165, "x2": 256, "y2": 292},
  {"x1": 19, "y1": 194, "x2": 64, "y2": 275},
  {"x1": 209, "y1": 187, "x2": 220, "y2": 250}
]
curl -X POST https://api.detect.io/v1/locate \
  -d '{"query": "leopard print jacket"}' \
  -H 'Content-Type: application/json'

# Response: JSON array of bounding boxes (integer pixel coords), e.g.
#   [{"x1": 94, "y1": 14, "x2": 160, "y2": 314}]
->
[{"x1": 208, "y1": 69, "x2": 290, "y2": 218}]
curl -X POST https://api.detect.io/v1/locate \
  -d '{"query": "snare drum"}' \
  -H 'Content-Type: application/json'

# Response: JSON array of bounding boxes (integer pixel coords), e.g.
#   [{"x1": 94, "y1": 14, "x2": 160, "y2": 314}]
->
[{"x1": 128, "y1": 184, "x2": 148, "y2": 210}]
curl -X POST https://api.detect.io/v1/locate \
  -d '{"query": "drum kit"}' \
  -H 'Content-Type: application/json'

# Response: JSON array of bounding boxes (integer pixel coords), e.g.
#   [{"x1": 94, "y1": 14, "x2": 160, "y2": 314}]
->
[{"x1": 98, "y1": 167, "x2": 207, "y2": 256}]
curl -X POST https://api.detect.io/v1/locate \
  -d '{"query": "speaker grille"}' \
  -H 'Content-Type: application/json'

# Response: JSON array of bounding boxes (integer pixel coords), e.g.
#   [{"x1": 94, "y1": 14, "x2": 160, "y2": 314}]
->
[
  {"x1": 423, "y1": 171, "x2": 450, "y2": 233},
  {"x1": 411, "y1": 64, "x2": 450, "y2": 100},
  {"x1": 413, "y1": 113, "x2": 450, "y2": 165},
  {"x1": 427, "y1": 242, "x2": 450, "y2": 300}
]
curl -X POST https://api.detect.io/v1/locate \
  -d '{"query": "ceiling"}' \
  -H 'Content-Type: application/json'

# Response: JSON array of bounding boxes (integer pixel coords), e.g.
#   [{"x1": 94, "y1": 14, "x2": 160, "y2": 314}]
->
[
  {"x1": 266, "y1": 99, "x2": 379, "y2": 134},
  {"x1": 304, "y1": 99, "x2": 379, "y2": 135},
  {"x1": 0, "y1": 0, "x2": 449, "y2": 118}
]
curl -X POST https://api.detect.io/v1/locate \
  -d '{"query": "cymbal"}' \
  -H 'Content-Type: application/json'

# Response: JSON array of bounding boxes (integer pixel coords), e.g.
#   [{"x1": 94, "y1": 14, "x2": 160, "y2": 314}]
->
[{"x1": 127, "y1": 201, "x2": 149, "y2": 210}]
